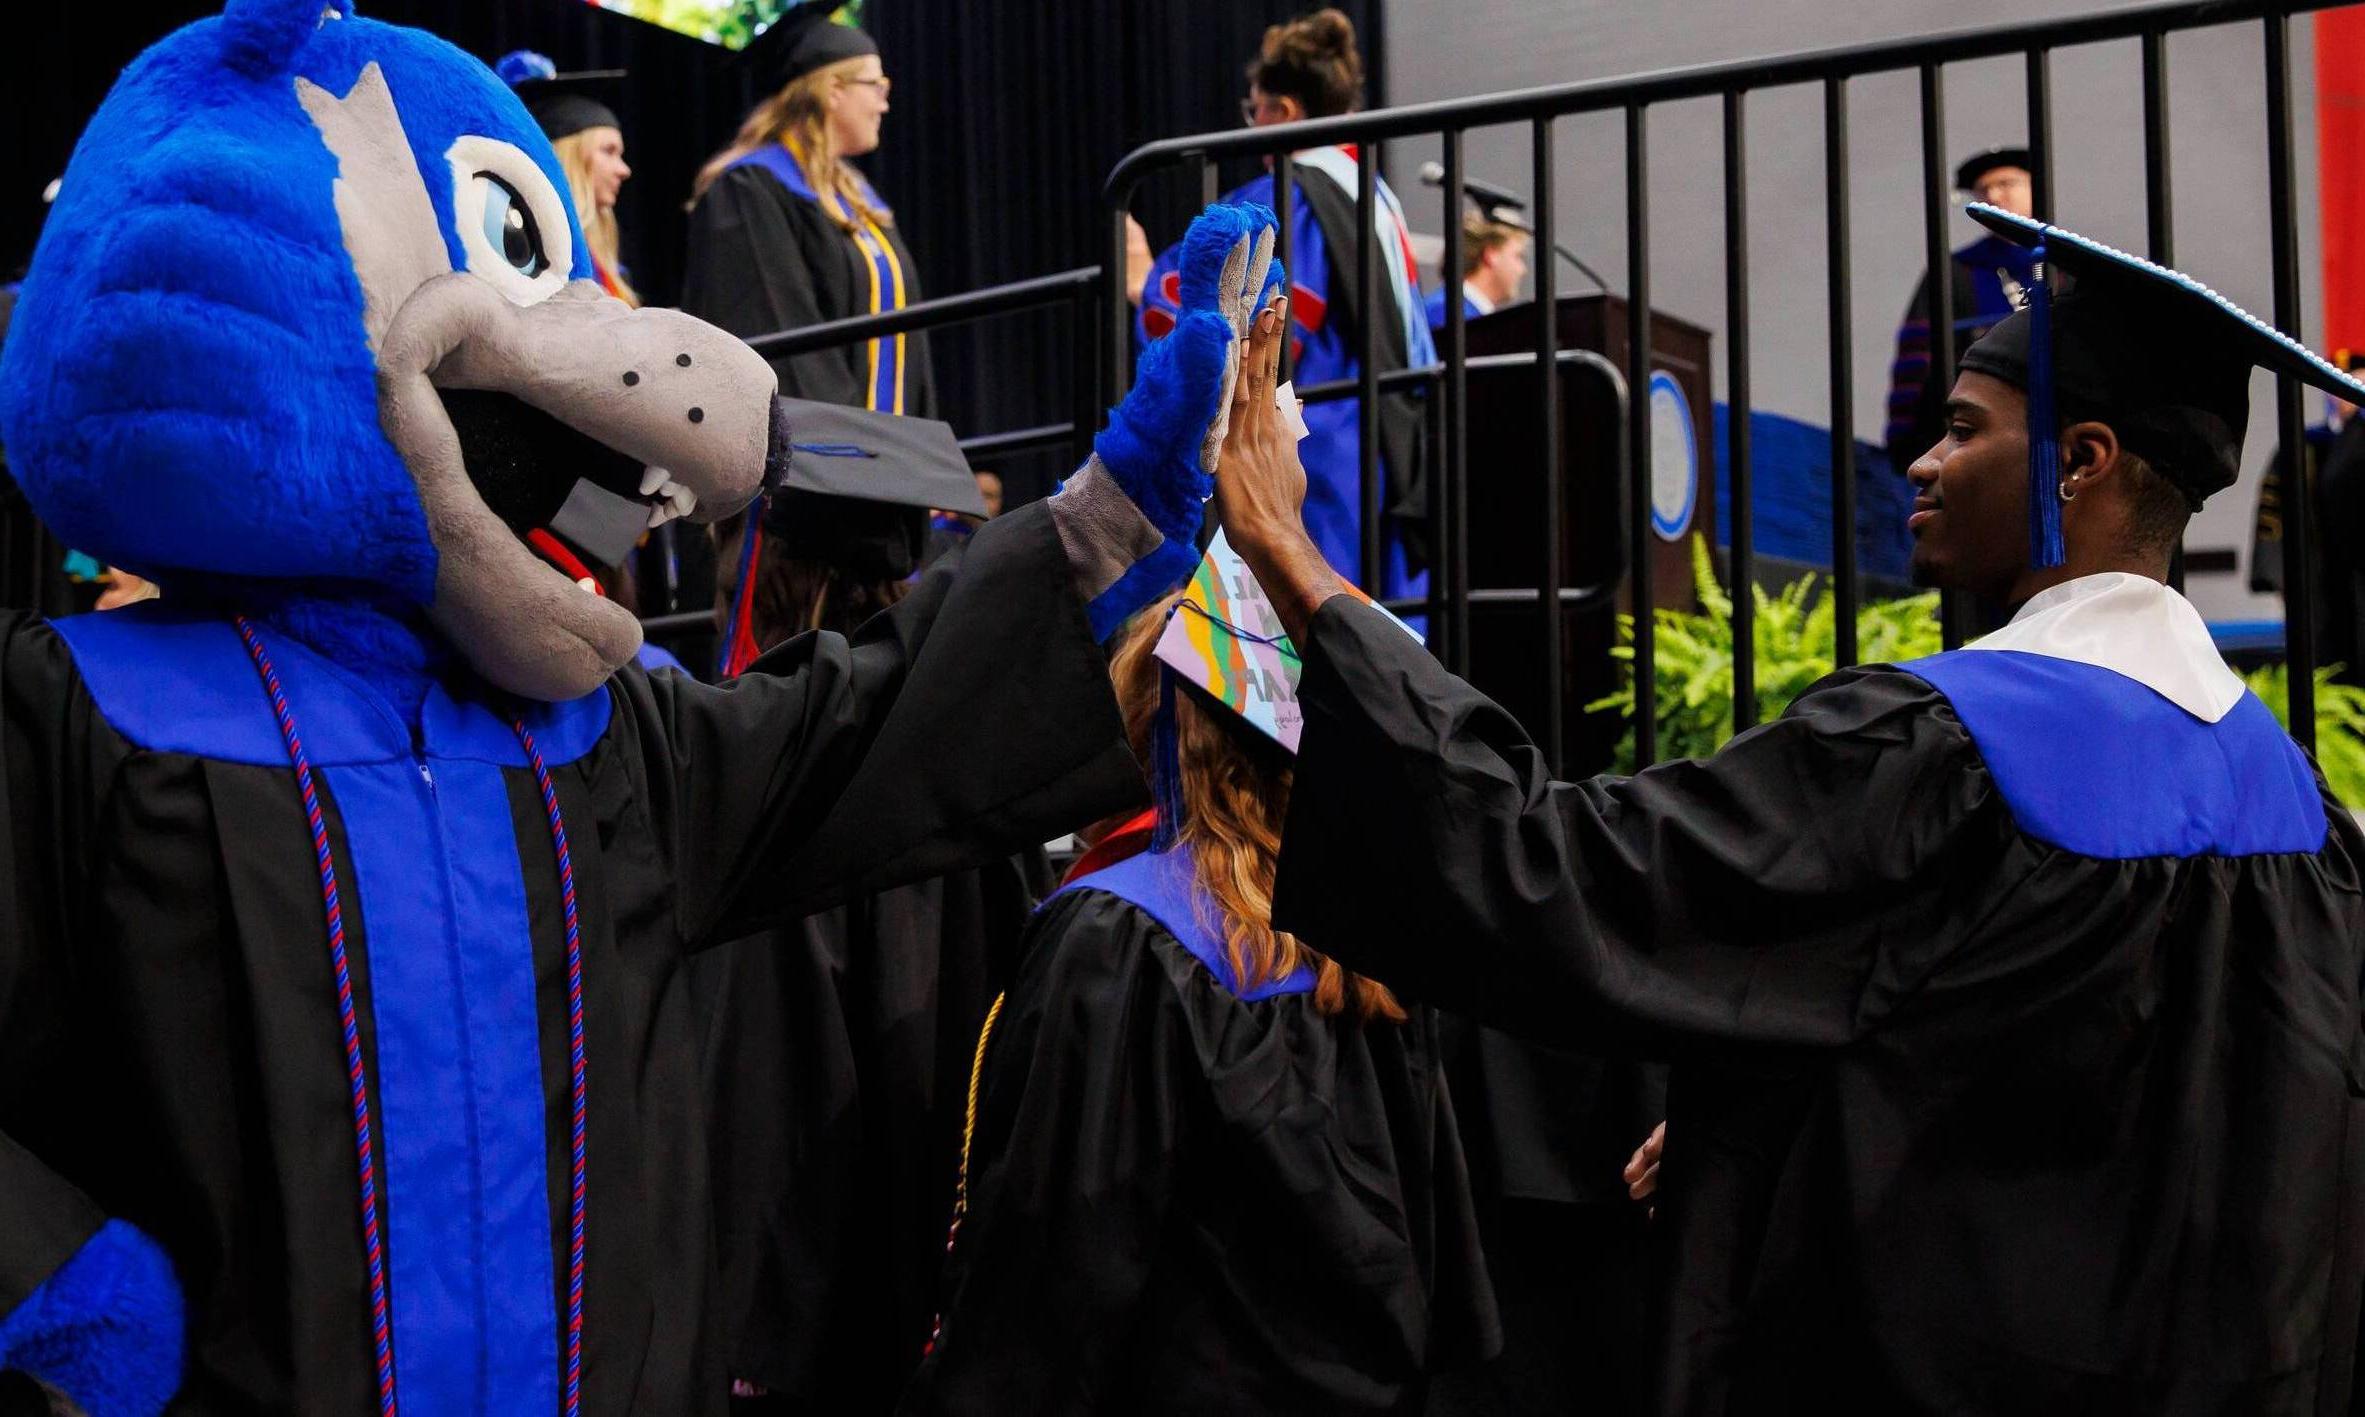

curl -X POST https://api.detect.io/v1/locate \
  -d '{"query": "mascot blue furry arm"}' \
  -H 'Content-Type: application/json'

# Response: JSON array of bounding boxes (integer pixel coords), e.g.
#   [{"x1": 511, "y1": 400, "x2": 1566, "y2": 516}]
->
[{"x1": 0, "y1": 0, "x2": 1274, "y2": 1409}]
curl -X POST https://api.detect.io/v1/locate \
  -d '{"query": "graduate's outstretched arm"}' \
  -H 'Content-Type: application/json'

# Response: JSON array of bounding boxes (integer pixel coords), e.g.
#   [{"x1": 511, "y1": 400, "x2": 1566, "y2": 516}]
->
[
  {"x1": 0, "y1": 619, "x2": 183, "y2": 1415},
  {"x1": 1264, "y1": 607, "x2": 2006, "y2": 1055},
  {"x1": 1212, "y1": 379, "x2": 2010, "y2": 1061}
]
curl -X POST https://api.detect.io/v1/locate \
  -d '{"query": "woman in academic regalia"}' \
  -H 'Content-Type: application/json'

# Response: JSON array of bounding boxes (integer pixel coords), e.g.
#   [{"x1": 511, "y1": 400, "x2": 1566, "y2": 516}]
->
[
  {"x1": 682, "y1": 0, "x2": 932, "y2": 418},
  {"x1": 901, "y1": 559, "x2": 1500, "y2": 1414},
  {"x1": 498, "y1": 51, "x2": 639, "y2": 305},
  {"x1": 693, "y1": 415, "x2": 1045, "y2": 1414},
  {"x1": 1137, "y1": 9, "x2": 1432, "y2": 604}
]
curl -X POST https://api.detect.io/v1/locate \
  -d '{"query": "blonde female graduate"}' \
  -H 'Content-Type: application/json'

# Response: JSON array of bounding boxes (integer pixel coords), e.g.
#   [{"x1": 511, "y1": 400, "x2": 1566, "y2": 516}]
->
[{"x1": 682, "y1": 0, "x2": 931, "y2": 418}]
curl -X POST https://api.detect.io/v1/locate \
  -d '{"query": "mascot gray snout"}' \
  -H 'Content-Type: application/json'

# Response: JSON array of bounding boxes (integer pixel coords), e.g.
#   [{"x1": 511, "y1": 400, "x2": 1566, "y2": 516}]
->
[{"x1": 377, "y1": 274, "x2": 779, "y2": 698}]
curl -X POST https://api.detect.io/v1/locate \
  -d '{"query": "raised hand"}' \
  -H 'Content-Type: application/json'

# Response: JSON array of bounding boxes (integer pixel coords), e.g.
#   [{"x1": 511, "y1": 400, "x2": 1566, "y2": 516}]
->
[
  {"x1": 1095, "y1": 202, "x2": 1278, "y2": 541},
  {"x1": 1057, "y1": 201, "x2": 1281, "y2": 641}
]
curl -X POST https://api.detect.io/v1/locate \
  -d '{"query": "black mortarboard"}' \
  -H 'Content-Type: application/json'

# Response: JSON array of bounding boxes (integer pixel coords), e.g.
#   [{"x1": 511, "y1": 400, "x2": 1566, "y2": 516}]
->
[
  {"x1": 765, "y1": 398, "x2": 984, "y2": 516},
  {"x1": 742, "y1": 0, "x2": 879, "y2": 94},
  {"x1": 495, "y1": 51, "x2": 626, "y2": 143},
  {"x1": 1958, "y1": 202, "x2": 2365, "y2": 567},
  {"x1": 1469, "y1": 197, "x2": 1532, "y2": 235},
  {"x1": 718, "y1": 398, "x2": 975, "y2": 673},
  {"x1": 1954, "y1": 146, "x2": 2032, "y2": 193}
]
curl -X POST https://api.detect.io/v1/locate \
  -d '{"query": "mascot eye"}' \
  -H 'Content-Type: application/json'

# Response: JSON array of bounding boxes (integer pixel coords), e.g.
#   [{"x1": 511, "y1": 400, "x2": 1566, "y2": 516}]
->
[
  {"x1": 478, "y1": 174, "x2": 549, "y2": 278},
  {"x1": 446, "y1": 135, "x2": 574, "y2": 306}
]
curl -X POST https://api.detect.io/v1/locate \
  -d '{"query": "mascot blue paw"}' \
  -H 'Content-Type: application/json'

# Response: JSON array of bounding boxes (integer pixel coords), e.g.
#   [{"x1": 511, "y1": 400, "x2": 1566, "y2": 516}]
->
[
  {"x1": 1092, "y1": 201, "x2": 1280, "y2": 547},
  {"x1": 0, "y1": 1221, "x2": 183, "y2": 1417}
]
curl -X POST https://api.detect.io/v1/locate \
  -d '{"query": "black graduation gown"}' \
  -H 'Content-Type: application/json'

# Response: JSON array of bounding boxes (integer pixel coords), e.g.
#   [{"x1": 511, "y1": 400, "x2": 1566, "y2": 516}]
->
[
  {"x1": 903, "y1": 866, "x2": 1501, "y2": 1416},
  {"x1": 0, "y1": 503, "x2": 1140, "y2": 1413},
  {"x1": 692, "y1": 851, "x2": 1047, "y2": 1411},
  {"x1": 680, "y1": 158, "x2": 936, "y2": 418},
  {"x1": 1274, "y1": 596, "x2": 2365, "y2": 1416}
]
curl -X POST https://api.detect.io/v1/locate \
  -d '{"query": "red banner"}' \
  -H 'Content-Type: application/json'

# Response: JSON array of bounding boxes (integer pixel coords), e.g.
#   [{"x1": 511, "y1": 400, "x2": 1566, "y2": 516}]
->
[{"x1": 2320, "y1": 7, "x2": 2365, "y2": 359}]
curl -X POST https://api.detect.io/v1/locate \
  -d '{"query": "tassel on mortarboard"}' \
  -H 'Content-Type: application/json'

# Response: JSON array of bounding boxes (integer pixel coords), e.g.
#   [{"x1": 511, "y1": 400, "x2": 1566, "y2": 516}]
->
[{"x1": 2025, "y1": 241, "x2": 2067, "y2": 569}]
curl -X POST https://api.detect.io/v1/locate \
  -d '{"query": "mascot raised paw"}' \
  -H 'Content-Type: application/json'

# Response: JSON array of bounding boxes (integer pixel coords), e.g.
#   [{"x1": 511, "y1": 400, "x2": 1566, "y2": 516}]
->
[
  {"x1": 0, "y1": 1, "x2": 1254, "y2": 1409},
  {"x1": 1061, "y1": 201, "x2": 1280, "y2": 640}
]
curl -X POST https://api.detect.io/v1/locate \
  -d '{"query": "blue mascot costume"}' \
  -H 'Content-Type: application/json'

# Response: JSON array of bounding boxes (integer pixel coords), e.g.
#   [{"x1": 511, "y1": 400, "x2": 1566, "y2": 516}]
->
[{"x1": 0, "y1": 0, "x2": 1280, "y2": 1409}]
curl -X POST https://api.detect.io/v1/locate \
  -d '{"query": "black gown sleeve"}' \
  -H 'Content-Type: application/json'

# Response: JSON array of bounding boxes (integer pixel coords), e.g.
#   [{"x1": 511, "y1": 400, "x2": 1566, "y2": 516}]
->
[
  {"x1": 1271, "y1": 597, "x2": 2017, "y2": 1058},
  {"x1": 902, "y1": 889, "x2": 1195, "y2": 1416},
  {"x1": 620, "y1": 501, "x2": 1144, "y2": 950},
  {"x1": 680, "y1": 166, "x2": 864, "y2": 407},
  {"x1": 0, "y1": 615, "x2": 110, "y2": 1315}
]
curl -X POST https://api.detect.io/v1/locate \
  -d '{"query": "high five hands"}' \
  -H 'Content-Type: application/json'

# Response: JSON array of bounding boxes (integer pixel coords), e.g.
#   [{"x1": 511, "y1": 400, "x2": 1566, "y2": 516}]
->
[
  {"x1": 1215, "y1": 281, "x2": 1344, "y2": 645},
  {"x1": 1080, "y1": 202, "x2": 1281, "y2": 640}
]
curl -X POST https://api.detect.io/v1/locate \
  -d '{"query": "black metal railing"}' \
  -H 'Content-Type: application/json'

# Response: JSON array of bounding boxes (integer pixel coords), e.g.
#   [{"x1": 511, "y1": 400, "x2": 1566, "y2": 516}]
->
[
  {"x1": 1102, "y1": 0, "x2": 2352, "y2": 765},
  {"x1": 658, "y1": 0, "x2": 2348, "y2": 765}
]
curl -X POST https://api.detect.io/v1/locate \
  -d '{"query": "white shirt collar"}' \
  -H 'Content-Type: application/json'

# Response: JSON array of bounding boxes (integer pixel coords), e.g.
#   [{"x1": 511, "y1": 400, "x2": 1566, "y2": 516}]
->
[
  {"x1": 1461, "y1": 281, "x2": 1496, "y2": 316},
  {"x1": 1967, "y1": 571, "x2": 2247, "y2": 723}
]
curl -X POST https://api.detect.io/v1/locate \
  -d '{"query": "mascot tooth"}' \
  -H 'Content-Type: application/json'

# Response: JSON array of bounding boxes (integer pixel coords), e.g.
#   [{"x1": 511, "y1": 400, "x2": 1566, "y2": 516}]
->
[{"x1": 0, "y1": 0, "x2": 1277, "y2": 1408}]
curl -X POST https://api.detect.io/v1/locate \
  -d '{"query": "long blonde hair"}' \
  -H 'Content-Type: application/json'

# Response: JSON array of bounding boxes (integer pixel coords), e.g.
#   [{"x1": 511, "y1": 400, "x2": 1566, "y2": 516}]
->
[
  {"x1": 1109, "y1": 593, "x2": 1405, "y2": 1022},
  {"x1": 551, "y1": 128, "x2": 638, "y2": 306},
  {"x1": 691, "y1": 57, "x2": 894, "y2": 233}
]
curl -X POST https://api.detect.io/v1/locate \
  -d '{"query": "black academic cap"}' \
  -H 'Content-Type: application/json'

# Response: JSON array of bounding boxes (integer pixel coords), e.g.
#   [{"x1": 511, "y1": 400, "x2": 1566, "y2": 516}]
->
[
  {"x1": 1469, "y1": 197, "x2": 1532, "y2": 234},
  {"x1": 1954, "y1": 146, "x2": 2032, "y2": 193},
  {"x1": 742, "y1": 0, "x2": 879, "y2": 94},
  {"x1": 767, "y1": 398, "x2": 985, "y2": 516},
  {"x1": 495, "y1": 51, "x2": 626, "y2": 143},
  {"x1": 1957, "y1": 202, "x2": 2365, "y2": 565}
]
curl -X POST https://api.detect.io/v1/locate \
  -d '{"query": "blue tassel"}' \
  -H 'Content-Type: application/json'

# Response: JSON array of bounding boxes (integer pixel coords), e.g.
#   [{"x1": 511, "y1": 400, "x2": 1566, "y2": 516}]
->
[
  {"x1": 2026, "y1": 241, "x2": 2066, "y2": 569},
  {"x1": 1150, "y1": 665, "x2": 1186, "y2": 853}
]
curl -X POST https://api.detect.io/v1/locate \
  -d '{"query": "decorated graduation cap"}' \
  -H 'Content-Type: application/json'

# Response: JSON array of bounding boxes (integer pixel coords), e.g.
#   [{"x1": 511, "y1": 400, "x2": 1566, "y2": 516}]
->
[
  {"x1": 743, "y1": 0, "x2": 879, "y2": 94},
  {"x1": 1144, "y1": 529, "x2": 1417, "y2": 844},
  {"x1": 494, "y1": 50, "x2": 627, "y2": 143},
  {"x1": 718, "y1": 398, "x2": 979, "y2": 674},
  {"x1": 1958, "y1": 202, "x2": 2365, "y2": 569},
  {"x1": 1954, "y1": 146, "x2": 2032, "y2": 193}
]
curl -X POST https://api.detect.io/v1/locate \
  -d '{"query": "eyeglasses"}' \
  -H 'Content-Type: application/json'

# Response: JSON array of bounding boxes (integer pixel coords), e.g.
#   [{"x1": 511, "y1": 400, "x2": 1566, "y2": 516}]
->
[
  {"x1": 843, "y1": 75, "x2": 892, "y2": 96},
  {"x1": 1240, "y1": 96, "x2": 1262, "y2": 125}
]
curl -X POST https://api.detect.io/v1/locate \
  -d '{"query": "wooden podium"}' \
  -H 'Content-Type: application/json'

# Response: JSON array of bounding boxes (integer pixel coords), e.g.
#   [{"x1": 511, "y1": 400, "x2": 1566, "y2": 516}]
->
[{"x1": 1457, "y1": 294, "x2": 1716, "y2": 778}]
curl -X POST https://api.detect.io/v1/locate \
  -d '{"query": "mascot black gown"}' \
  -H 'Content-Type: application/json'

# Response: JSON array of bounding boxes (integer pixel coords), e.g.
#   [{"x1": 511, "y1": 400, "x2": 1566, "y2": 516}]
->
[{"x1": 0, "y1": 1, "x2": 1283, "y2": 1411}]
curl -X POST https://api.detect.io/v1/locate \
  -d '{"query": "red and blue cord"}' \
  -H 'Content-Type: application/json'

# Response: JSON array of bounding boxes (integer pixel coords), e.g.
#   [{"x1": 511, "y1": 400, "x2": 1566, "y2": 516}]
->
[
  {"x1": 237, "y1": 618, "x2": 591, "y2": 1417},
  {"x1": 513, "y1": 720, "x2": 589, "y2": 1417},
  {"x1": 235, "y1": 617, "x2": 397, "y2": 1415}
]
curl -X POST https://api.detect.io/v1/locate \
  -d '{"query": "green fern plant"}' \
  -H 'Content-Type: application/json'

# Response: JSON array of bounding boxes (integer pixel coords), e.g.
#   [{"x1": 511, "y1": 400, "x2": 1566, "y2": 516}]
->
[
  {"x1": 1591, "y1": 537, "x2": 2365, "y2": 810},
  {"x1": 2241, "y1": 664, "x2": 2365, "y2": 809},
  {"x1": 1590, "y1": 536, "x2": 1943, "y2": 770}
]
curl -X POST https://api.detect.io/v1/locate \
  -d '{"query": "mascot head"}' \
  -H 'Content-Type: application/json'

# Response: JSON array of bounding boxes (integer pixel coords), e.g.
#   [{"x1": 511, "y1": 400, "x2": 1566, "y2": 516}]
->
[{"x1": 0, "y1": 0, "x2": 782, "y2": 698}]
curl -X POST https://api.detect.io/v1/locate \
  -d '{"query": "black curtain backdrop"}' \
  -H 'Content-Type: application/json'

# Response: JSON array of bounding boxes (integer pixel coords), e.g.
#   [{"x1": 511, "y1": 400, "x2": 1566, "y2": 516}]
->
[{"x1": 5, "y1": 0, "x2": 1384, "y2": 508}]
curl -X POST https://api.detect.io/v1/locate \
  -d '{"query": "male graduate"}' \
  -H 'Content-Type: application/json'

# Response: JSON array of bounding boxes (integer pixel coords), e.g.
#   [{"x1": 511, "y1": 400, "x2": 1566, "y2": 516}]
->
[{"x1": 1215, "y1": 205, "x2": 2365, "y2": 1413}]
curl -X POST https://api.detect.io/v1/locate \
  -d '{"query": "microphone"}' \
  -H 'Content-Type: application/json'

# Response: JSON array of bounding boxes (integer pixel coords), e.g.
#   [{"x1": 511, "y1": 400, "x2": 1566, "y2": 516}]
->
[
  {"x1": 1417, "y1": 161, "x2": 1527, "y2": 215},
  {"x1": 1416, "y1": 161, "x2": 1610, "y2": 295}
]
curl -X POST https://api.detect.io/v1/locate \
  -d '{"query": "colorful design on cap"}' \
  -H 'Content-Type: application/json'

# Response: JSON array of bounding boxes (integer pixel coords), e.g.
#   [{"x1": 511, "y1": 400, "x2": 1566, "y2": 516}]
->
[{"x1": 1153, "y1": 530, "x2": 1417, "y2": 754}]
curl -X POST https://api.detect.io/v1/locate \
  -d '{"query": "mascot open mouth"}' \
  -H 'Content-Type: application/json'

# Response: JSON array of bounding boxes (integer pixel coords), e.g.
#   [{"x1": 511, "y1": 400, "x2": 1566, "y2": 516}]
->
[{"x1": 440, "y1": 389, "x2": 697, "y2": 591}]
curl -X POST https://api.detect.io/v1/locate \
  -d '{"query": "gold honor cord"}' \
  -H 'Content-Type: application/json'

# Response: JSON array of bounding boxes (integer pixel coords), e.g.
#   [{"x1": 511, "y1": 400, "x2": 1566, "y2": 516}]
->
[{"x1": 925, "y1": 989, "x2": 1008, "y2": 1358}]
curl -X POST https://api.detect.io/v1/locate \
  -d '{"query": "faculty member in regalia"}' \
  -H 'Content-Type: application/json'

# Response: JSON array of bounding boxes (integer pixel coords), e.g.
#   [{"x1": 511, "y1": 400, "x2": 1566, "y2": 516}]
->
[
  {"x1": 683, "y1": 0, "x2": 931, "y2": 417},
  {"x1": 1138, "y1": 8, "x2": 1433, "y2": 607},
  {"x1": 1219, "y1": 204, "x2": 2365, "y2": 1414}
]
